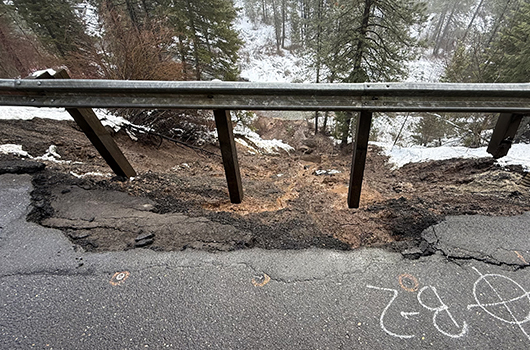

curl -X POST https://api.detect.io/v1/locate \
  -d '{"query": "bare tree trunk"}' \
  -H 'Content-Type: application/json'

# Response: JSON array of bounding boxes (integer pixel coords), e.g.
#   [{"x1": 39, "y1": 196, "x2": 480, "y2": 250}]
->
[
  {"x1": 322, "y1": 111, "x2": 329, "y2": 135},
  {"x1": 301, "y1": 0, "x2": 309, "y2": 43},
  {"x1": 281, "y1": 0, "x2": 286, "y2": 48},
  {"x1": 340, "y1": 111, "x2": 355, "y2": 147},
  {"x1": 125, "y1": 0, "x2": 140, "y2": 30},
  {"x1": 314, "y1": 0, "x2": 324, "y2": 135},
  {"x1": 486, "y1": 0, "x2": 514, "y2": 46},
  {"x1": 431, "y1": 6, "x2": 448, "y2": 47},
  {"x1": 314, "y1": 111, "x2": 319, "y2": 135},
  {"x1": 349, "y1": 0, "x2": 371, "y2": 82},
  {"x1": 140, "y1": 0, "x2": 152, "y2": 26},
  {"x1": 342, "y1": 0, "x2": 372, "y2": 146},
  {"x1": 185, "y1": 0, "x2": 201, "y2": 80},
  {"x1": 433, "y1": 0, "x2": 458, "y2": 57},
  {"x1": 271, "y1": 0, "x2": 281, "y2": 52},
  {"x1": 177, "y1": 35, "x2": 188, "y2": 77},
  {"x1": 262, "y1": 0, "x2": 268, "y2": 23},
  {"x1": 462, "y1": 0, "x2": 485, "y2": 43}
]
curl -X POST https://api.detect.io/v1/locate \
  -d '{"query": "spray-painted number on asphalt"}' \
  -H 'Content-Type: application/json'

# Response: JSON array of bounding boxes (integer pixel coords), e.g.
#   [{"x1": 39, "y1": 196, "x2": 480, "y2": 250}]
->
[{"x1": 367, "y1": 268, "x2": 530, "y2": 342}]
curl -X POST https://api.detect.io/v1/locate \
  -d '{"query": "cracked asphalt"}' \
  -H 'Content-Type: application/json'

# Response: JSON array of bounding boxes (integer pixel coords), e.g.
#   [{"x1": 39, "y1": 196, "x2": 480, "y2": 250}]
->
[{"x1": 2, "y1": 174, "x2": 530, "y2": 349}]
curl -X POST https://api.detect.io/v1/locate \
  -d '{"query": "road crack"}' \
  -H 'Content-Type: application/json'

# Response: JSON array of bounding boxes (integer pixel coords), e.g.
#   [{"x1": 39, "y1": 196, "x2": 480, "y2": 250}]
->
[{"x1": 407, "y1": 226, "x2": 530, "y2": 270}]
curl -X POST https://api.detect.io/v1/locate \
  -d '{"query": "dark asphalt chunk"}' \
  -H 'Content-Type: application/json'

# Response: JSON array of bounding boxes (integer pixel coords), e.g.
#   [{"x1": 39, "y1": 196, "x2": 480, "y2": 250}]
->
[{"x1": 0, "y1": 160, "x2": 45, "y2": 174}]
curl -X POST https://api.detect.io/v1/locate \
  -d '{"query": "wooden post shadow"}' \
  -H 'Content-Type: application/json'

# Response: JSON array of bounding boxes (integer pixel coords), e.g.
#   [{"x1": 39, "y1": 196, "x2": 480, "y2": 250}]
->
[
  {"x1": 35, "y1": 69, "x2": 136, "y2": 178},
  {"x1": 348, "y1": 111, "x2": 373, "y2": 209},
  {"x1": 213, "y1": 109, "x2": 243, "y2": 204}
]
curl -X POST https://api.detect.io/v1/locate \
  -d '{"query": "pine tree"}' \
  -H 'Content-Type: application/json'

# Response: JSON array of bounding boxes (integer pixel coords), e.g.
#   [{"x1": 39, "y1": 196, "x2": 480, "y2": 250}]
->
[
  {"x1": 443, "y1": 43, "x2": 485, "y2": 83},
  {"x1": 310, "y1": 0, "x2": 426, "y2": 144},
  {"x1": 441, "y1": 0, "x2": 530, "y2": 147},
  {"x1": 442, "y1": 0, "x2": 524, "y2": 84},
  {"x1": 0, "y1": 2, "x2": 55, "y2": 77},
  {"x1": 412, "y1": 114, "x2": 449, "y2": 146},
  {"x1": 160, "y1": 0, "x2": 242, "y2": 81},
  {"x1": 12, "y1": 0, "x2": 91, "y2": 58},
  {"x1": 88, "y1": 0, "x2": 242, "y2": 81},
  {"x1": 484, "y1": 0, "x2": 530, "y2": 83}
]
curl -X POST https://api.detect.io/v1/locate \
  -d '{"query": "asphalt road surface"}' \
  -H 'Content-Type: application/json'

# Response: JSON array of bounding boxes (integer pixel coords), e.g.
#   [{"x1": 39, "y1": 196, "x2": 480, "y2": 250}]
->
[{"x1": 2, "y1": 173, "x2": 530, "y2": 349}]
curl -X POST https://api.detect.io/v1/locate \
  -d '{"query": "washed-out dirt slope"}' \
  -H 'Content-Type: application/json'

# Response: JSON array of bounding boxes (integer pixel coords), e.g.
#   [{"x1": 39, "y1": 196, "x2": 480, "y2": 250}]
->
[{"x1": 1, "y1": 115, "x2": 528, "y2": 253}]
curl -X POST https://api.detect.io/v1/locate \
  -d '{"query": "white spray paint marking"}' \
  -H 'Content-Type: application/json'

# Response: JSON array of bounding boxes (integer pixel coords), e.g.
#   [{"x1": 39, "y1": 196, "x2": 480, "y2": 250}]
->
[
  {"x1": 366, "y1": 285, "x2": 415, "y2": 339},
  {"x1": 400, "y1": 311, "x2": 420, "y2": 319},
  {"x1": 368, "y1": 268, "x2": 530, "y2": 342},
  {"x1": 417, "y1": 286, "x2": 468, "y2": 338},
  {"x1": 468, "y1": 267, "x2": 530, "y2": 341}
]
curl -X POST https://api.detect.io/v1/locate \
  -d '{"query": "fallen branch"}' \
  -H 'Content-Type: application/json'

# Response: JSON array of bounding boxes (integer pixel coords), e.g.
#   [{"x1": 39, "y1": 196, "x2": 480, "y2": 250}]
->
[{"x1": 125, "y1": 124, "x2": 221, "y2": 158}]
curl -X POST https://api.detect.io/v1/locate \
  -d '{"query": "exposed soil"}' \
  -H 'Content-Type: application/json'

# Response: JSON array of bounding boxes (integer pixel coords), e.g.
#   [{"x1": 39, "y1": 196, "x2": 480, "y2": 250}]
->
[{"x1": 1, "y1": 115, "x2": 529, "y2": 253}]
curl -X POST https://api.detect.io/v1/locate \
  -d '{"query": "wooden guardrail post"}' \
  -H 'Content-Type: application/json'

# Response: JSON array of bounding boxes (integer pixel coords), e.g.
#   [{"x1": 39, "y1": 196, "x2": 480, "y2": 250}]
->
[
  {"x1": 35, "y1": 69, "x2": 136, "y2": 178},
  {"x1": 348, "y1": 111, "x2": 373, "y2": 208},
  {"x1": 487, "y1": 113, "x2": 524, "y2": 159},
  {"x1": 213, "y1": 109, "x2": 243, "y2": 203}
]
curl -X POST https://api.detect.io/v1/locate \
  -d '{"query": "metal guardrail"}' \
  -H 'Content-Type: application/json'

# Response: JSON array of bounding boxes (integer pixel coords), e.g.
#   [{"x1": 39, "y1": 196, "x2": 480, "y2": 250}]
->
[
  {"x1": 2, "y1": 79, "x2": 530, "y2": 112},
  {"x1": 0, "y1": 71, "x2": 527, "y2": 208}
]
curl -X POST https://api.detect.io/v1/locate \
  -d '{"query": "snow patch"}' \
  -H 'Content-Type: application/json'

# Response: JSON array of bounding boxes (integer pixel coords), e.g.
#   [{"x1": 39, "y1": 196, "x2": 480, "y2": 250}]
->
[
  {"x1": 234, "y1": 123, "x2": 294, "y2": 155},
  {"x1": 75, "y1": 1, "x2": 100, "y2": 37},
  {"x1": 35, "y1": 145, "x2": 70, "y2": 163},
  {"x1": 70, "y1": 171, "x2": 112, "y2": 178},
  {"x1": 495, "y1": 144, "x2": 530, "y2": 171},
  {"x1": 0, "y1": 144, "x2": 31, "y2": 158},
  {"x1": 0, "y1": 106, "x2": 148, "y2": 137},
  {"x1": 375, "y1": 142, "x2": 530, "y2": 171},
  {"x1": 236, "y1": 8, "x2": 313, "y2": 82},
  {"x1": 235, "y1": 138, "x2": 257, "y2": 154},
  {"x1": 93, "y1": 109, "x2": 146, "y2": 133},
  {"x1": 0, "y1": 106, "x2": 73, "y2": 121},
  {"x1": 31, "y1": 68, "x2": 57, "y2": 77},
  {"x1": 315, "y1": 169, "x2": 341, "y2": 176},
  {"x1": 39, "y1": 145, "x2": 61, "y2": 159},
  {"x1": 1, "y1": 143, "x2": 83, "y2": 165},
  {"x1": 406, "y1": 56, "x2": 445, "y2": 83},
  {"x1": 34, "y1": 145, "x2": 80, "y2": 164}
]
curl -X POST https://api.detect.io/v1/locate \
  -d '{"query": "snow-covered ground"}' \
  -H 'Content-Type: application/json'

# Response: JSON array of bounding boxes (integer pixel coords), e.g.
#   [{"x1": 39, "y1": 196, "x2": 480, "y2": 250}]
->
[
  {"x1": 406, "y1": 56, "x2": 446, "y2": 83},
  {"x1": 0, "y1": 107, "x2": 294, "y2": 158},
  {"x1": 234, "y1": 122, "x2": 294, "y2": 155},
  {"x1": 0, "y1": 106, "x2": 72, "y2": 122},
  {"x1": 371, "y1": 114, "x2": 530, "y2": 171},
  {"x1": 0, "y1": 106, "x2": 133, "y2": 132},
  {"x1": 232, "y1": 6, "x2": 529, "y2": 172},
  {"x1": 373, "y1": 142, "x2": 530, "y2": 171},
  {"x1": 235, "y1": 3, "x2": 445, "y2": 84},
  {"x1": 236, "y1": 16, "x2": 313, "y2": 83}
]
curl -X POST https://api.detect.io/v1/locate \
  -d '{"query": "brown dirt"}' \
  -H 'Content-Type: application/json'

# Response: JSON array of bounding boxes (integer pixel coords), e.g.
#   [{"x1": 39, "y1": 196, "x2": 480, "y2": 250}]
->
[{"x1": 1, "y1": 116, "x2": 529, "y2": 252}]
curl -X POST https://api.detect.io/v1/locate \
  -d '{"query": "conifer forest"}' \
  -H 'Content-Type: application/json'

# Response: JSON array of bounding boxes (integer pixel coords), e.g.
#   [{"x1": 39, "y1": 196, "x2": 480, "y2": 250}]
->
[{"x1": 1, "y1": 0, "x2": 530, "y2": 145}]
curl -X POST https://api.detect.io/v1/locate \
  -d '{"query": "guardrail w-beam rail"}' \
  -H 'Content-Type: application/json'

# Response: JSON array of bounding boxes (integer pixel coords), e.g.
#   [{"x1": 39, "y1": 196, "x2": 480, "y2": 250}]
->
[{"x1": 1, "y1": 72, "x2": 528, "y2": 208}]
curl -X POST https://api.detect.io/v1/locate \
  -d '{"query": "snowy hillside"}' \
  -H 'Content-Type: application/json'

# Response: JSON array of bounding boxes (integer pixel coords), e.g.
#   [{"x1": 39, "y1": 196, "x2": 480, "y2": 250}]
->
[
  {"x1": 236, "y1": 16, "x2": 314, "y2": 83},
  {"x1": 0, "y1": 4, "x2": 528, "y2": 173},
  {"x1": 233, "y1": 7, "x2": 529, "y2": 172},
  {"x1": 235, "y1": 6, "x2": 445, "y2": 84}
]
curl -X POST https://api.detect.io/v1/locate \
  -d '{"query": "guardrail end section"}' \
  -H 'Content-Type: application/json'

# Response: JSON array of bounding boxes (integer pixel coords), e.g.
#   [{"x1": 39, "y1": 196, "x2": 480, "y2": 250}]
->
[{"x1": 33, "y1": 68, "x2": 136, "y2": 178}]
